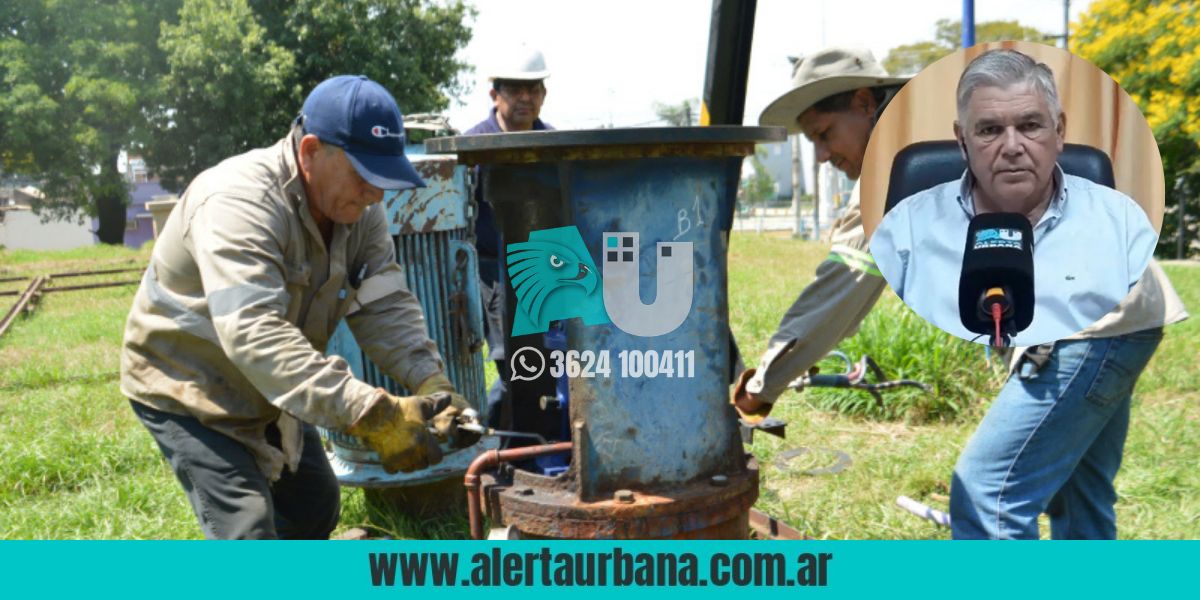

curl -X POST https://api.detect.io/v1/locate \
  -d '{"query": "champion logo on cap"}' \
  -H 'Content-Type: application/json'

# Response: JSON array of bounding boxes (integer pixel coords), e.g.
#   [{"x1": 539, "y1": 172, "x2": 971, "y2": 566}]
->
[
  {"x1": 370, "y1": 125, "x2": 404, "y2": 139},
  {"x1": 300, "y1": 75, "x2": 425, "y2": 190}
]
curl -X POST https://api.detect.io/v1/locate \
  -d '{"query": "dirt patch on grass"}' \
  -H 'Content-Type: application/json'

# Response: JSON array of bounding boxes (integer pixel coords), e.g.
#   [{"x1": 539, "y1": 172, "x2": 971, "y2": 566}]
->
[{"x1": 1138, "y1": 389, "x2": 1200, "y2": 413}]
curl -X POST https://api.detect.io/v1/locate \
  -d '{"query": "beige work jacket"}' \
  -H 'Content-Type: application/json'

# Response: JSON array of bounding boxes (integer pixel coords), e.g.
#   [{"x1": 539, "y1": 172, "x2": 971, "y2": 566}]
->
[
  {"x1": 121, "y1": 135, "x2": 443, "y2": 480},
  {"x1": 747, "y1": 183, "x2": 887, "y2": 403}
]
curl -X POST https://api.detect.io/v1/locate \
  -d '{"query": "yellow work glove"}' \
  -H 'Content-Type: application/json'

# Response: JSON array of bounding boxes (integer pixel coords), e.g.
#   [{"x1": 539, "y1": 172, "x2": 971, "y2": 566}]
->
[
  {"x1": 731, "y1": 368, "x2": 773, "y2": 425},
  {"x1": 415, "y1": 372, "x2": 481, "y2": 448},
  {"x1": 347, "y1": 388, "x2": 448, "y2": 474}
]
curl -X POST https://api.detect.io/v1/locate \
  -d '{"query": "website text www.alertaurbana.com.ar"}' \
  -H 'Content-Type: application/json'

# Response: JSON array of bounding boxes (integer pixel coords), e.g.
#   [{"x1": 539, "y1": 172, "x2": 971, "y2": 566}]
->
[{"x1": 368, "y1": 547, "x2": 833, "y2": 588}]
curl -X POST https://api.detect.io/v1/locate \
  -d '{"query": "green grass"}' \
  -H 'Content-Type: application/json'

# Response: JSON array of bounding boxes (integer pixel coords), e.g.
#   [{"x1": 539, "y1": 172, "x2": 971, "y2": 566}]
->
[
  {"x1": 1, "y1": 239, "x2": 1196, "y2": 539},
  {"x1": 0, "y1": 243, "x2": 148, "y2": 274},
  {"x1": 730, "y1": 238, "x2": 1200, "y2": 539},
  {"x1": 729, "y1": 232, "x2": 1005, "y2": 423},
  {"x1": 0, "y1": 244, "x2": 199, "y2": 539},
  {"x1": 806, "y1": 294, "x2": 1004, "y2": 422}
]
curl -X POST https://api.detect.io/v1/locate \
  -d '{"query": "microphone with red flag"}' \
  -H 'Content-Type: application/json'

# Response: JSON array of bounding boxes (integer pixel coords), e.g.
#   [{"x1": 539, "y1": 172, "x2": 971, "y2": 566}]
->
[{"x1": 958, "y1": 212, "x2": 1034, "y2": 347}]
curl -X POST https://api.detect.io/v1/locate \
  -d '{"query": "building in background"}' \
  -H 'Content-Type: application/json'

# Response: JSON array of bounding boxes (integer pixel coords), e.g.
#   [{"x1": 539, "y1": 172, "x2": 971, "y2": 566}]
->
[
  {"x1": 119, "y1": 178, "x2": 173, "y2": 249},
  {"x1": 1, "y1": 151, "x2": 176, "y2": 251},
  {"x1": 0, "y1": 185, "x2": 94, "y2": 251},
  {"x1": 757, "y1": 140, "x2": 804, "y2": 201},
  {"x1": 92, "y1": 154, "x2": 176, "y2": 249},
  {"x1": 815, "y1": 161, "x2": 852, "y2": 240}
]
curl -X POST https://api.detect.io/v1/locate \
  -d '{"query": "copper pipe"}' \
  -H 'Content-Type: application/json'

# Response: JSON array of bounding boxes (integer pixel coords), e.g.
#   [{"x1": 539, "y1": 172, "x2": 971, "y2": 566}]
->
[{"x1": 464, "y1": 441, "x2": 572, "y2": 540}]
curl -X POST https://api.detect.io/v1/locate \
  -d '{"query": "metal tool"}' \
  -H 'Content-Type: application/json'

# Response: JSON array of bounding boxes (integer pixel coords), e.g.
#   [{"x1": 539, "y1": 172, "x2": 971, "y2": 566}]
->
[
  {"x1": 446, "y1": 408, "x2": 549, "y2": 445},
  {"x1": 739, "y1": 416, "x2": 787, "y2": 444},
  {"x1": 896, "y1": 496, "x2": 951, "y2": 528},
  {"x1": 788, "y1": 351, "x2": 931, "y2": 406}
]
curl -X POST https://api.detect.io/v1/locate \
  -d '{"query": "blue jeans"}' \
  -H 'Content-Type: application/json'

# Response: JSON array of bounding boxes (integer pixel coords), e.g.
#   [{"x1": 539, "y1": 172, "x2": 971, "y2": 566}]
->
[{"x1": 950, "y1": 328, "x2": 1164, "y2": 539}]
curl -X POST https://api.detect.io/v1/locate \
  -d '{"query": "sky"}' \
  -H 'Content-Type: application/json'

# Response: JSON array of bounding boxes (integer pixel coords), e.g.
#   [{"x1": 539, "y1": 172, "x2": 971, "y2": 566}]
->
[{"x1": 444, "y1": 0, "x2": 1095, "y2": 132}]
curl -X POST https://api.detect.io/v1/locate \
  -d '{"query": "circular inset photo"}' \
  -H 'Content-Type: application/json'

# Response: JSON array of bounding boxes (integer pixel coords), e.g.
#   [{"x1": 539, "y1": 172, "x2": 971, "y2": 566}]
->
[{"x1": 860, "y1": 41, "x2": 1164, "y2": 347}]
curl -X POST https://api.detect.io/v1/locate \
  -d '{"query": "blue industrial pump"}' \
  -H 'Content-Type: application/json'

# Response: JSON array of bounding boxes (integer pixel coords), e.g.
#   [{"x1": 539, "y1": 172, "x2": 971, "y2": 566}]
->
[{"x1": 321, "y1": 117, "x2": 493, "y2": 507}]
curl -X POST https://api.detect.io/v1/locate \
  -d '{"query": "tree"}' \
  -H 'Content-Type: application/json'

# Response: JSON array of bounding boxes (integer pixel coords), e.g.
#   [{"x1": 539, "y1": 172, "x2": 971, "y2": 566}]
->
[
  {"x1": 255, "y1": 0, "x2": 475, "y2": 117},
  {"x1": 653, "y1": 98, "x2": 698, "y2": 126},
  {"x1": 0, "y1": 0, "x2": 181, "y2": 244},
  {"x1": 883, "y1": 19, "x2": 1049, "y2": 76},
  {"x1": 1074, "y1": 0, "x2": 1200, "y2": 259},
  {"x1": 147, "y1": 0, "x2": 295, "y2": 192},
  {"x1": 743, "y1": 146, "x2": 776, "y2": 207},
  {"x1": 0, "y1": 0, "x2": 474, "y2": 244},
  {"x1": 881, "y1": 41, "x2": 946, "y2": 78},
  {"x1": 147, "y1": 0, "x2": 476, "y2": 192}
]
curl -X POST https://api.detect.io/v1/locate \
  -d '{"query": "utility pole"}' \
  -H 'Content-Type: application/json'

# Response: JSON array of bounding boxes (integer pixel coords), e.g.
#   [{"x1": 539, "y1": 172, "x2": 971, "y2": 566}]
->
[
  {"x1": 700, "y1": 0, "x2": 756, "y2": 126},
  {"x1": 1063, "y1": 0, "x2": 1070, "y2": 50},
  {"x1": 1180, "y1": 184, "x2": 1189, "y2": 260},
  {"x1": 811, "y1": 154, "x2": 820, "y2": 240},
  {"x1": 962, "y1": 0, "x2": 975, "y2": 47},
  {"x1": 791, "y1": 135, "x2": 803, "y2": 237}
]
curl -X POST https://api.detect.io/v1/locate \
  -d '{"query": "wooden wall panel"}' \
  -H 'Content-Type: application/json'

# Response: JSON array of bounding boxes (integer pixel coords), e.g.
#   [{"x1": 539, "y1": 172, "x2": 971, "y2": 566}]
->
[{"x1": 861, "y1": 41, "x2": 1164, "y2": 239}]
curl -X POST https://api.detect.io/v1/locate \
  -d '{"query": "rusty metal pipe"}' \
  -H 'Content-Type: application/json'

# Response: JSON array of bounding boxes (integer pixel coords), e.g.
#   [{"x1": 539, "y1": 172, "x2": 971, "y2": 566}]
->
[
  {"x1": 44, "y1": 280, "x2": 141, "y2": 293},
  {"x1": 748, "y1": 507, "x2": 808, "y2": 540},
  {"x1": 0, "y1": 276, "x2": 47, "y2": 339},
  {"x1": 47, "y1": 267, "x2": 144, "y2": 279},
  {"x1": 0, "y1": 266, "x2": 143, "y2": 284},
  {"x1": 464, "y1": 441, "x2": 572, "y2": 540},
  {"x1": 0, "y1": 279, "x2": 141, "y2": 297}
]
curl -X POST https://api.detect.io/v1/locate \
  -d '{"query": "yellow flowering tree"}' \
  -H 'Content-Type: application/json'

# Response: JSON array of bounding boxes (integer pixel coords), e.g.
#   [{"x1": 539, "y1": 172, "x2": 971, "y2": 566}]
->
[{"x1": 1074, "y1": 0, "x2": 1200, "y2": 258}]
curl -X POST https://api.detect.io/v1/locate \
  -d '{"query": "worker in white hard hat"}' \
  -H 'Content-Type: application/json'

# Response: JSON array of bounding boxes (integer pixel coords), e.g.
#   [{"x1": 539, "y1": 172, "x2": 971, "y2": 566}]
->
[
  {"x1": 471, "y1": 44, "x2": 552, "y2": 133},
  {"x1": 463, "y1": 45, "x2": 555, "y2": 429}
]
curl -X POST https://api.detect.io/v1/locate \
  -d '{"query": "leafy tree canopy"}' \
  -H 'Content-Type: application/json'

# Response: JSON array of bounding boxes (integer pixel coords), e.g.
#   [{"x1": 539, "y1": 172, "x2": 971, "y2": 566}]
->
[
  {"x1": 0, "y1": 0, "x2": 178, "y2": 242},
  {"x1": 1074, "y1": 0, "x2": 1200, "y2": 258},
  {"x1": 883, "y1": 19, "x2": 1049, "y2": 76},
  {"x1": 653, "y1": 98, "x2": 699, "y2": 127},
  {"x1": 0, "y1": 0, "x2": 474, "y2": 243},
  {"x1": 150, "y1": 0, "x2": 475, "y2": 192}
]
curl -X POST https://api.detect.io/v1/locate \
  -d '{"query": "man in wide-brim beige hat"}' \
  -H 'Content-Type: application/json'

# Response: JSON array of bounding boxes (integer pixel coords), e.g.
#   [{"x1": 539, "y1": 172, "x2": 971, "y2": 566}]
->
[
  {"x1": 760, "y1": 47, "x2": 908, "y2": 178},
  {"x1": 732, "y1": 47, "x2": 907, "y2": 419},
  {"x1": 760, "y1": 47, "x2": 908, "y2": 132}
]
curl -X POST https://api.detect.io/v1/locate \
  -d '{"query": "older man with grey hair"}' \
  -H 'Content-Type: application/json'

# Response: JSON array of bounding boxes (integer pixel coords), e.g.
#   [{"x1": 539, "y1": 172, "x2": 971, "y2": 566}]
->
[
  {"x1": 872, "y1": 49, "x2": 1159, "y2": 346},
  {"x1": 122, "y1": 75, "x2": 479, "y2": 539},
  {"x1": 871, "y1": 48, "x2": 1186, "y2": 539}
]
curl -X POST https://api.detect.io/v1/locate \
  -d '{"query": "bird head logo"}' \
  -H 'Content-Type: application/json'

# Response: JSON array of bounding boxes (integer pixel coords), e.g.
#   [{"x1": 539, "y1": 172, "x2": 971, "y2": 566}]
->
[{"x1": 505, "y1": 226, "x2": 609, "y2": 336}]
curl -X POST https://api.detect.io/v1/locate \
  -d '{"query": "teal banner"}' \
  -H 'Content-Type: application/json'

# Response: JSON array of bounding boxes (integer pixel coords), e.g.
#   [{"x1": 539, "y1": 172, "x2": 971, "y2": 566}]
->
[{"x1": 0, "y1": 540, "x2": 1192, "y2": 597}]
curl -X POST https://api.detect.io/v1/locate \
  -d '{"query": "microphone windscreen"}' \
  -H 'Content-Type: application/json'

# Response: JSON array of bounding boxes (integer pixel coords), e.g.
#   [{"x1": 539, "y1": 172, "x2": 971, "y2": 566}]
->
[{"x1": 958, "y1": 212, "x2": 1035, "y2": 335}]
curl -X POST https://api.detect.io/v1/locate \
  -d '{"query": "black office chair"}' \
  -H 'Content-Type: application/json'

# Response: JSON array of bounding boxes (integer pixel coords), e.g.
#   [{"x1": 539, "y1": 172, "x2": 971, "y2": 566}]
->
[{"x1": 884, "y1": 141, "x2": 1115, "y2": 215}]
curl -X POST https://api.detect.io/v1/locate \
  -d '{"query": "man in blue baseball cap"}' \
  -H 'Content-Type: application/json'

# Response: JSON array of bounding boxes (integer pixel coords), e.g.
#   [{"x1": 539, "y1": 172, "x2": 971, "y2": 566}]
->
[
  {"x1": 298, "y1": 75, "x2": 427, "y2": 195},
  {"x1": 122, "y1": 75, "x2": 479, "y2": 539}
]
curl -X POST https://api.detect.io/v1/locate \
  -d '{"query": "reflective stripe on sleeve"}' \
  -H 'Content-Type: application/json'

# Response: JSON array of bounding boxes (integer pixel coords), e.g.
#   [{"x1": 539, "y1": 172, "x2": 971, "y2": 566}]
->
[
  {"x1": 828, "y1": 243, "x2": 882, "y2": 278},
  {"x1": 346, "y1": 269, "x2": 407, "y2": 316},
  {"x1": 142, "y1": 265, "x2": 222, "y2": 344},
  {"x1": 208, "y1": 283, "x2": 283, "y2": 317}
]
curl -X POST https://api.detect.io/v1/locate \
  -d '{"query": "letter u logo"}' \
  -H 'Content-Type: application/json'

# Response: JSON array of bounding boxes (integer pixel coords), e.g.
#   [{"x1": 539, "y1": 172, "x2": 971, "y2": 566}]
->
[{"x1": 600, "y1": 232, "x2": 693, "y2": 337}]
